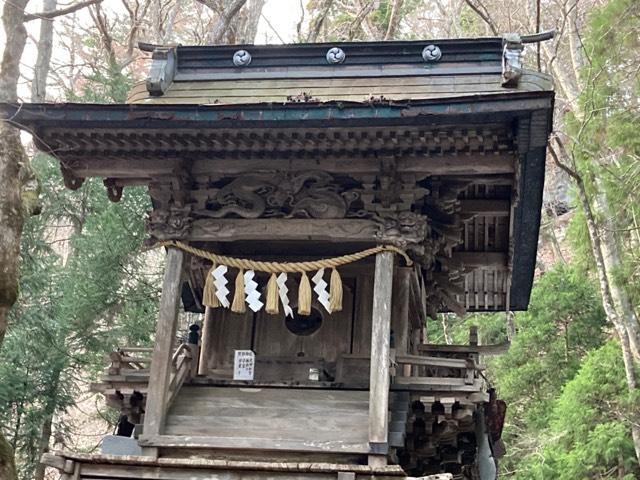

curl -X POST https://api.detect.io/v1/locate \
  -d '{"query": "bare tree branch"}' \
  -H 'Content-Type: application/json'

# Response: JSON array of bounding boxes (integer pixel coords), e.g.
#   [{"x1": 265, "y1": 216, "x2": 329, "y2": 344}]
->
[
  {"x1": 548, "y1": 137, "x2": 579, "y2": 181},
  {"x1": 384, "y1": 0, "x2": 404, "y2": 40},
  {"x1": 306, "y1": 0, "x2": 334, "y2": 42},
  {"x1": 32, "y1": 0, "x2": 57, "y2": 102},
  {"x1": 24, "y1": 0, "x2": 103, "y2": 22},
  {"x1": 197, "y1": 0, "x2": 248, "y2": 44},
  {"x1": 462, "y1": 0, "x2": 499, "y2": 36},
  {"x1": 347, "y1": 1, "x2": 375, "y2": 40},
  {"x1": 260, "y1": 12, "x2": 285, "y2": 44}
]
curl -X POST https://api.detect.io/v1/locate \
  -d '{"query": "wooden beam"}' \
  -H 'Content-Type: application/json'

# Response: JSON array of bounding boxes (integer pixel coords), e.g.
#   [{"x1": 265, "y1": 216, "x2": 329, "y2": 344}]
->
[
  {"x1": 197, "y1": 306, "x2": 215, "y2": 376},
  {"x1": 395, "y1": 354, "x2": 470, "y2": 369},
  {"x1": 418, "y1": 341, "x2": 510, "y2": 355},
  {"x1": 68, "y1": 158, "x2": 178, "y2": 178},
  {"x1": 392, "y1": 377, "x2": 484, "y2": 391},
  {"x1": 453, "y1": 251, "x2": 507, "y2": 269},
  {"x1": 186, "y1": 218, "x2": 379, "y2": 243},
  {"x1": 142, "y1": 248, "x2": 184, "y2": 444},
  {"x1": 66, "y1": 152, "x2": 515, "y2": 179},
  {"x1": 408, "y1": 268, "x2": 427, "y2": 330},
  {"x1": 459, "y1": 199, "x2": 510, "y2": 216},
  {"x1": 391, "y1": 267, "x2": 411, "y2": 376},
  {"x1": 368, "y1": 251, "x2": 394, "y2": 467},
  {"x1": 138, "y1": 435, "x2": 371, "y2": 454},
  {"x1": 42, "y1": 450, "x2": 407, "y2": 474}
]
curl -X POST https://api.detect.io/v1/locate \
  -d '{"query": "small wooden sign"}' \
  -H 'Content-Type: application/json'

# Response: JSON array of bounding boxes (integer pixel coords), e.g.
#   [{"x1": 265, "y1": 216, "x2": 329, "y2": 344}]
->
[{"x1": 233, "y1": 350, "x2": 255, "y2": 380}]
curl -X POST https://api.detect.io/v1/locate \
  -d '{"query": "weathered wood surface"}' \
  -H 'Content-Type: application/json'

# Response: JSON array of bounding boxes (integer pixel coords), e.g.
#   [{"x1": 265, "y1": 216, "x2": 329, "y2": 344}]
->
[
  {"x1": 393, "y1": 377, "x2": 483, "y2": 388},
  {"x1": 352, "y1": 275, "x2": 374, "y2": 356},
  {"x1": 142, "y1": 248, "x2": 184, "y2": 439},
  {"x1": 41, "y1": 452, "x2": 406, "y2": 479},
  {"x1": 368, "y1": 251, "x2": 394, "y2": 466},
  {"x1": 200, "y1": 286, "x2": 353, "y2": 373},
  {"x1": 391, "y1": 268, "x2": 411, "y2": 356},
  {"x1": 139, "y1": 435, "x2": 371, "y2": 454},
  {"x1": 197, "y1": 306, "x2": 214, "y2": 375},
  {"x1": 189, "y1": 219, "x2": 380, "y2": 243},
  {"x1": 202, "y1": 307, "x2": 253, "y2": 372},
  {"x1": 395, "y1": 354, "x2": 471, "y2": 369},
  {"x1": 254, "y1": 295, "x2": 353, "y2": 363},
  {"x1": 69, "y1": 153, "x2": 516, "y2": 179},
  {"x1": 127, "y1": 70, "x2": 551, "y2": 105},
  {"x1": 166, "y1": 344, "x2": 196, "y2": 411},
  {"x1": 146, "y1": 387, "x2": 371, "y2": 454},
  {"x1": 418, "y1": 342, "x2": 510, "y2": 355}
]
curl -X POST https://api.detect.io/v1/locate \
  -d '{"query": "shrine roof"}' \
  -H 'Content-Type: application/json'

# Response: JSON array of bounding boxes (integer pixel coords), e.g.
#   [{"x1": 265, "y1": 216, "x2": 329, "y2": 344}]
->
[{"x1": 127, "y1": 38, "x2": 552, "y2": 105}]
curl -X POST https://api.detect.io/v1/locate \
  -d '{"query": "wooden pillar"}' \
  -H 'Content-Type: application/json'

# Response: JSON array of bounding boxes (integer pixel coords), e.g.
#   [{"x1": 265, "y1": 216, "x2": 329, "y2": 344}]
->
[
  {"x1": 198, "y1": 306, "x2": 215, "y2": 375},
  {"x1": 368, "y1": 251, "x2": 394, "y2": 467},
  {"x1": 391, "y1": 267, "x2": 410, "y2": 353},
  {"x1": 391, "y1": 267, "x2": 411, "y2": 376},
  {"x1": 142, "y1": 247, "x2": 184, "y2": 447}
]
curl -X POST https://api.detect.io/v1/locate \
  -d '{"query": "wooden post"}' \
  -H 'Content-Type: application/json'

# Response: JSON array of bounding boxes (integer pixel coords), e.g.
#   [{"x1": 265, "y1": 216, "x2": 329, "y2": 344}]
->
[
  {"x1": 368, "y1": 251, "x2": 394, "y2": 467},
  {"x1": 391, "y1": 267, "x2": 411, "y2": 376},
  {"x1": 142, "y1": 247, "x2": 184, "y2": 450},
  {"x1": 198, "y1": 306, "x2": 214, "y2": 376}
]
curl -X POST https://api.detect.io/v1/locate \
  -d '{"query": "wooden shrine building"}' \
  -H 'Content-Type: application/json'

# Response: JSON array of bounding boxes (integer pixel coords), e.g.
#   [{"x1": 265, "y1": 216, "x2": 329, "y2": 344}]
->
[{"x1": 2, "y1": 34, "x2": 553, "y2": 480}]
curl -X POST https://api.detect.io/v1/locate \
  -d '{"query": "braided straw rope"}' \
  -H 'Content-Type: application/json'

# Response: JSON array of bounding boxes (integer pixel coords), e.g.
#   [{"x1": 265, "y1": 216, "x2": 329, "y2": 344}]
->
[{"x1": 153, "y1": 240, "x2": 412, "y2": 272}]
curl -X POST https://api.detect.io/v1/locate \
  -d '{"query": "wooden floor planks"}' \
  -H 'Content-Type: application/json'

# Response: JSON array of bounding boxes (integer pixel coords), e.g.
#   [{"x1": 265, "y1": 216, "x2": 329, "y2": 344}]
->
[{"x1": 156, "y1": 387, "x2": 371, "y2": 454}]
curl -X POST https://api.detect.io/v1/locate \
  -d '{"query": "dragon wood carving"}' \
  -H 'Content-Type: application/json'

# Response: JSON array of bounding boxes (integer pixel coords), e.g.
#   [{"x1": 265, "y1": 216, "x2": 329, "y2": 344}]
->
[{"x1": 196, "y1": 171, "x2": 365, "y2": 220}]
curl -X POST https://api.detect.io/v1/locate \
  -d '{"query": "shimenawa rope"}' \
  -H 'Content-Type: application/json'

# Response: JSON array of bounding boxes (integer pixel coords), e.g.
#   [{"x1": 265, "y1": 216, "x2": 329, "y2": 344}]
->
[{"x1": 152, "y1": 240, "x2": 412, "y2": 315}]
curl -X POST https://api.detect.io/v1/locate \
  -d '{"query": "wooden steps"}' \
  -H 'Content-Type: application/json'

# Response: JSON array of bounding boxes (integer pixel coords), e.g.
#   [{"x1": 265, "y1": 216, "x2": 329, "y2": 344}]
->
[{"x1": 143, "y1": 386, "x2": 372, "y2": 454}]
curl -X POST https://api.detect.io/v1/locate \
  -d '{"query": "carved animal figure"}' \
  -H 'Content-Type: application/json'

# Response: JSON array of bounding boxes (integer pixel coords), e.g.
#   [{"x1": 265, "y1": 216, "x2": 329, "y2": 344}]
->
[
  {"x1": 202, "y1": 171, "x2": 360, "y2": 219},
  {"x1": 206, "y1": 174, "x2": 275, "y2": 218},
  {"x1": 377, "y1": 211, "x2": 429, "y2": 247}
]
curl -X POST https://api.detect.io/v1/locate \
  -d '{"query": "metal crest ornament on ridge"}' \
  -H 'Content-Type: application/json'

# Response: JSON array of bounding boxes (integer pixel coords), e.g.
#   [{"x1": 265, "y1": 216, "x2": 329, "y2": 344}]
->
[
  {"x1": 326, "y1": 47, "x2": 346, "y2": 64},
  {"x1": 422, "y1": 45, "x2": 442, "y2": 62},
  {"x1": 233, "y1": 50, "x2": 252, "y2": 67}
]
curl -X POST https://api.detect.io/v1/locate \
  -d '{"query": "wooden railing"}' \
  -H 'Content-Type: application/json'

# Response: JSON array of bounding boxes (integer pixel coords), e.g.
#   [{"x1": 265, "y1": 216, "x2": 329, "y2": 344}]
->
[
  {"x1": 107, "y1": 347, "x2": 153, "y2": 376},
  {"x1": 104, "y1": 342, "x2": 199, "y2": 408},
  {"x1": 392, "y1": 352, "x2": 483, "y2": 391},
  {"x1": 166, "y1": 343, "x2": 199, "y2": 410}
]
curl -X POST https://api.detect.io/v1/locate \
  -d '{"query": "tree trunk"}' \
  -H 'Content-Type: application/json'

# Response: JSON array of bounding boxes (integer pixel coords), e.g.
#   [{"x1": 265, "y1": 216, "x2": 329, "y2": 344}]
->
[
  {"x1": 31, "y1": 0, "x2": 57, "y2": 102},
  {"x1": 207, "y1": 0, "x2": 248, "y2": 44},
  {"x1": 0, "y1": 2, "x2": 34, "y2": 479},
  {"x1": 506, "y1": 311, "x2": 516, "y2": 341},
  {"x1": 306, "y1": 0, "x2": 334, "y2": 42},
  {"x1": 383, "y1": 0, "x2": 404, "y2": 40},
  {"x1": 441, "y1": 314, "x2": 453, "y2": 345},
  {"x1": 593, "y1": 180, "x2": 640, "y2": 360},
  {"x1": 33, "y1": 413, "x2": 53, "y2": 480},
  {"x1": 571, "y1": 166, "x2": 640, "y2": 463},
  {"x1": 160, "y1": 0, "x2": 184, "y2": 44},
  {"x1": 0, "y1": 0, "x2": 29, "y2": 341},
  {"x1": 235, "y1": 0, "x2": 265, "y2": 43}
]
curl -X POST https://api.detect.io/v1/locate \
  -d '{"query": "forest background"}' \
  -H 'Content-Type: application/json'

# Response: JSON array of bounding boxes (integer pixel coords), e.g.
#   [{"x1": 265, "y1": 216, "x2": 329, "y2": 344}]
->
[{"x1": 0, "y1": 0, "x2": 638, "y2": 478}]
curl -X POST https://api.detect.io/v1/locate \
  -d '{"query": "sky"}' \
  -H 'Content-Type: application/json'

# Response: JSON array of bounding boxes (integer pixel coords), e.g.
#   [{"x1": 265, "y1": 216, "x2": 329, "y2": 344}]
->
[{"x1": 256, "y1": 0, "x2": 303, "y2": 44}]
